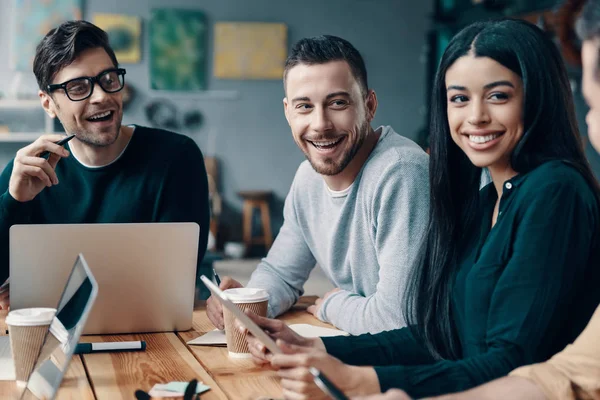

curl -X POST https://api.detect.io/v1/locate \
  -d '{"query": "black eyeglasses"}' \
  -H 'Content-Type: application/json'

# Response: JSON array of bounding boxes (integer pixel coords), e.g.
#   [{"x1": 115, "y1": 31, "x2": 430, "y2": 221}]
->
[{"x1": 46, "y1": 68, "x2": 126, "y2": 101}]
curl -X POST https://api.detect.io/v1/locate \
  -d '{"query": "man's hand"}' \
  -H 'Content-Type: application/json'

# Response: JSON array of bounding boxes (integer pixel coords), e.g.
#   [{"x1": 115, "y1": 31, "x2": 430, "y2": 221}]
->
[
  {"x1": 206, "y1": 276, "x2": 243, "y2": 329},
  {"x1": 307, "y1": 288, "x2": 341, "y2": 317},
  {"x1": 9, "y1": 134, "x2": 71, "y2": 202},
  {"x1": 238, "y1": 310, "x2": 322, "y2": 365}
]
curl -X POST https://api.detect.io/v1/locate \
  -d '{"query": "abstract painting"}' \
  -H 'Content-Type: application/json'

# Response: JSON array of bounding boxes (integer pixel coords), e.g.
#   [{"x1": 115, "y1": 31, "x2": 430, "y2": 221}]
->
[
  {"x1": 150, "y1": 9, "x2": 207, "y2": 91},
  {"x1": 12, "y1": 0, "x2": 83, "y2": 71},
  {"x1": 214, "y1": 22, "x2": 287, "y2": 79},
  {"x1": 93, "y1": 13, "x2": 142, "y2": 64}
]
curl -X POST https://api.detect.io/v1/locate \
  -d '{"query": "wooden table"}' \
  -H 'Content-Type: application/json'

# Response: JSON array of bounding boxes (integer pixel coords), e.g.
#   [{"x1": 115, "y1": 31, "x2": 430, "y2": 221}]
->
[{"x1": 0, "y1": 296, "x2": 335, "y2": 399}]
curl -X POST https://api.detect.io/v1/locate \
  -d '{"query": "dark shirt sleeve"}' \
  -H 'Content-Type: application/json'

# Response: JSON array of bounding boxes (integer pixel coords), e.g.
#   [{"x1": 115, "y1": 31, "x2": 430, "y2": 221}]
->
[
  {"x1": 322, "y1": 326, "x2": 435, "y2": 366},
  {"x1": 0, "y1": 160, "x2": 34, "y2": 283},
  {"x1": 322, "y1": 180, "x2": 598, "y2": 398},
  {"x1": 156, "y1": 139, "x2": 210, "y2": 275}
]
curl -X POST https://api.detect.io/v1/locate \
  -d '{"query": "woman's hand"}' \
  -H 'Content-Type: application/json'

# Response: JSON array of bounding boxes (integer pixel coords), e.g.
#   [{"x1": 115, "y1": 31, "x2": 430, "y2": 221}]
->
[
  {"x1": 353, "y1": 389, "x2": 413, "y2": 400},
  {"x1": 270, "y1": 340, "x2": 380, "y2": 399},
  {"x1": 237, "y1": 310, "x2": 324, "y2": 365}
]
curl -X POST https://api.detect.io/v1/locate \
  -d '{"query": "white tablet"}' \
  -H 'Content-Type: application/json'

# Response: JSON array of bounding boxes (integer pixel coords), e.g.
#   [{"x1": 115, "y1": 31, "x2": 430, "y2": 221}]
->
[{"x1": 200, "y1": 275, "x2": 281, "y2": 355}]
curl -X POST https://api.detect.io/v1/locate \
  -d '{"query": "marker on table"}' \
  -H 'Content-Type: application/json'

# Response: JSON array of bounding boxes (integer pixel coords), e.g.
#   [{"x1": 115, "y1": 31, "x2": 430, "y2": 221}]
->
[
  {"x1": 213, "y1": 268, "x2": 222, "y2": 286},
  {"x1": 74, "y1": 340, "x2": 146, "y2": 354},
  {"x1": 310, "y1": 367, "x2": 349, "y2": 400}
]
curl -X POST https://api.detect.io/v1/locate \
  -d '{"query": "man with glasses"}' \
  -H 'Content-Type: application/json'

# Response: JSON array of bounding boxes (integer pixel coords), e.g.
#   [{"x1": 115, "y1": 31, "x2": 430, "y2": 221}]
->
[{"x1": 0, "y1": 20, "x2": 210, "y2": 295}]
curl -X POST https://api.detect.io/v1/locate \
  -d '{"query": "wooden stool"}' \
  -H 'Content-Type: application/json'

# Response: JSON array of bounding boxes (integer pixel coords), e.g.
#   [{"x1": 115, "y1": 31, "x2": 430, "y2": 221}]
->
[{"x1": 238, "y1": 190, "x2": 273, "y2": 252}]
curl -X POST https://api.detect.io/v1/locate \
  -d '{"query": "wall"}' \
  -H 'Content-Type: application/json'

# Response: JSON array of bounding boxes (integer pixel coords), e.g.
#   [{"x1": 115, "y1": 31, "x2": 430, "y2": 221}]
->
[{"x1": 0, "y1": 0, "x2": 434, "y2": 242}]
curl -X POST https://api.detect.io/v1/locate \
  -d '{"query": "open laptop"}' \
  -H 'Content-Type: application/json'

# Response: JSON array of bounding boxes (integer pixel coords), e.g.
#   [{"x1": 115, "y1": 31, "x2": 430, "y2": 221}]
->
[
  {"x1": 10, "y1": 223, "x2": 199, "y2": 334},
  {"x1": 0, "y1": 253, "x2": 98, "y2": 399}
]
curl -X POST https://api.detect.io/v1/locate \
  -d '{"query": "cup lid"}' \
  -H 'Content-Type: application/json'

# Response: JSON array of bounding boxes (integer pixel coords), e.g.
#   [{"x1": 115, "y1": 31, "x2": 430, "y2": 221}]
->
[
  {"x1": 6, "y1": 308, "x2": 56, "y2": 326},
  {"x1": 223, "y1": 288, "x2": 269, "y2": 303}
]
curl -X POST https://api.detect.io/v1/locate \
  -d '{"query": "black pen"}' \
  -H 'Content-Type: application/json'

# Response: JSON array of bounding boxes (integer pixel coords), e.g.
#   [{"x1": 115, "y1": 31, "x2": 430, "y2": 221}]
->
[
  {"x1": 213, "y1": 268, "x2": 222, "y2": 286},
  {"x1": 39, "y1": 134, "x2": 76, "y2": 159},
  {"x1": 74, "y1": 340, "x2": 146, "y2": 354},
  {"x1": 309, "y1": 367, "x2": 349, "y2": 400}
]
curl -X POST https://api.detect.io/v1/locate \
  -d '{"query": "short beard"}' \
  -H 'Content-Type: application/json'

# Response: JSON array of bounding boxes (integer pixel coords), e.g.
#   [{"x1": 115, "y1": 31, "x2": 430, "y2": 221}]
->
[
  {"x1": 54, "y1": 99, "x2": 122, "y2": 148},
  {"x1": 306, "y1": 122, "x2": 368, "y2": 176},
  {"x1": 74, "y1": 121, "x2": 122, "y2": 148}
]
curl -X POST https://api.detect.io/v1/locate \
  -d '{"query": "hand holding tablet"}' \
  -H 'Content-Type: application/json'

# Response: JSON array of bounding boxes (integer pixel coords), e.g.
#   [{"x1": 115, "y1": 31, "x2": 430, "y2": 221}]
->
[{"x1": 200, "y1": 275, "x2": 281, "y2": 356}]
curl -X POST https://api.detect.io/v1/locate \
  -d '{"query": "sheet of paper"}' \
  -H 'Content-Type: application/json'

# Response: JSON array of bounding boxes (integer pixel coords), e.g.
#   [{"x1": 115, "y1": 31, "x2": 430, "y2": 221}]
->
[
  {"x1": 148, "y1": 381, "x2": 210, "y2": 397},
  {"x1": 187, "y1": 324, "x2": 348, "y2": 346},
  {"x1": 288, "y1": 324, "x2": 349, "y2": 338},
  {"x1": 186, "y1": 329, "x2": 227, "y2": 346},
  {"x1": 0, "y1": 336, "x2": 16, "y2": 380}
]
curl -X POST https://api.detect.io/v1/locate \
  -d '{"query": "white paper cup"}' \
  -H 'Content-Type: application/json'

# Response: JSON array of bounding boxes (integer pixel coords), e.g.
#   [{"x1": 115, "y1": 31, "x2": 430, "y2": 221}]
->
[
  {"x1": 222, "y1": 288, "x2": 269, "y2": 358},
  {"x1": 6, "y1": 308, "x2": 56, "y2": 387}
]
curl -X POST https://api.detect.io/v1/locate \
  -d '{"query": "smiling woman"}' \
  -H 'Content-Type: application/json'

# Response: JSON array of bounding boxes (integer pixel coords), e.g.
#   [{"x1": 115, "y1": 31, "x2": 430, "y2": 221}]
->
[
  {"x1": 248, "y1": 19, "x2": 600, "y2": 400},
  {"x1": 445, "y1": 57, "x2": 524, "y2": 176}
]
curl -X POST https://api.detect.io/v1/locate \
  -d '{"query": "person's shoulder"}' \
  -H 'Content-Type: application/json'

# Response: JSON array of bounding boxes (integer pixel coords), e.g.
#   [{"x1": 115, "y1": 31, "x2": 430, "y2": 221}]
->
[
  {"x1": 368, "y1": 126, "x2": 429, "y2": 170},
  {"x1": 133, "y1": 125, "x2": 197, "y2": 151},
  {"x1": 522, "y1": 160, "x2": 591, "y2": 191},
  {"x1": 129, "y1": 125, "x2": 201, "y2": 166},
  {"x1": 362, "y1": 126, "x2": 429, "y2": 182},
  {"x1": 518, "y1": 160, "x2": 598, "y2": 206}
]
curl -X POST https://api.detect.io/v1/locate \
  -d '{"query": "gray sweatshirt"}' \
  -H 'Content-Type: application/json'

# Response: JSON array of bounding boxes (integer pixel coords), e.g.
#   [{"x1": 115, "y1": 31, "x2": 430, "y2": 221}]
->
[{"x1": 247, "y1": 126, "x2": 430, "y2": 334}]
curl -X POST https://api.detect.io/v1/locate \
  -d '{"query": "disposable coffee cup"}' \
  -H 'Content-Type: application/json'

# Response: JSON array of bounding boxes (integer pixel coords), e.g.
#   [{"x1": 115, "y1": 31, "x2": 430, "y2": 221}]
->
[
  {"x1": 6, "y1": 308, "x2": 56, "y2": 387},
  {"x1": 222, "y1": 288, "x2": 269, "y2": 358}
]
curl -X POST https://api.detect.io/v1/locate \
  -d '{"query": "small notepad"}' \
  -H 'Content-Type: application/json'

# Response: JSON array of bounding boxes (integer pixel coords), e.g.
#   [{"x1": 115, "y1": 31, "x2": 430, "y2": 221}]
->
[
  {"x1": 288, "y1": 324, "x2": 350, "y2": 338},
  {"x1": 187, "y1": 329, "x2": 227, "y2": 346},
  {"x1": 187, "y1": 324, "x2": 348, "y2": 346},
  {"x1": 148, "y1": 381, "x2": 210, "y2": 397}
]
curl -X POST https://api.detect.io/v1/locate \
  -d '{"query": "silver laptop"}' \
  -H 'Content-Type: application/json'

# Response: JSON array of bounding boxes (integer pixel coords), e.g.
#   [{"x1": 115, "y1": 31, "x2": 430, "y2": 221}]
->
[
  {"x1": 0, "y1": 253, "x2": 98, "y2": 399},
  {"x1": 10, "y1": 223, "x2": 199, "y2": 334}
]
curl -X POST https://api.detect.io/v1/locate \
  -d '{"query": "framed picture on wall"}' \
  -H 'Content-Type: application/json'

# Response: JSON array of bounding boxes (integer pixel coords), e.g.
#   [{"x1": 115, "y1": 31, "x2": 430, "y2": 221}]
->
[
  {"x1": 11, "y1": 0, "x2": 83, "y2": 71},
  {"x1": 150, "y1": 8, "x2": 207, "y2": 91}
]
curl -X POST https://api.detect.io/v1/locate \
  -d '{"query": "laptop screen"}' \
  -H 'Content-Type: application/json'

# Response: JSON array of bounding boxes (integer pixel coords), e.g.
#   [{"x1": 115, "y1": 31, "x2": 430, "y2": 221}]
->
[{"x1": 20, "y1": 254, "x2": 98, "y2": 400}]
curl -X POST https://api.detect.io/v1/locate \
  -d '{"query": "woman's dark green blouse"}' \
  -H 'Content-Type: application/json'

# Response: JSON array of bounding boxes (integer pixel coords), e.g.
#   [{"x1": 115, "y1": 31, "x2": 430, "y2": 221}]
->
[{"x1": 322, "y1": 161, "x2": 600, "y2": 398}]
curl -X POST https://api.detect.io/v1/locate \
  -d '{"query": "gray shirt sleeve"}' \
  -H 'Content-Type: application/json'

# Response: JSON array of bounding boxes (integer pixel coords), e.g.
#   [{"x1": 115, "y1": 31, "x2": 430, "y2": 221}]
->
[
  {"x1": 246, "y1": 177, "x2": 316, "y2": 317},
  {"x1": 317, "y1": 160, "x2": 429, "y2": 334}
]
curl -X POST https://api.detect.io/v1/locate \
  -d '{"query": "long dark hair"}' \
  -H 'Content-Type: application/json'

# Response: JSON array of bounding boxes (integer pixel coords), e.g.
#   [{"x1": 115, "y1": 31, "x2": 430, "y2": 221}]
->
[{"x1": 405, "y1": 19, "x2": 600, "y2": 360}]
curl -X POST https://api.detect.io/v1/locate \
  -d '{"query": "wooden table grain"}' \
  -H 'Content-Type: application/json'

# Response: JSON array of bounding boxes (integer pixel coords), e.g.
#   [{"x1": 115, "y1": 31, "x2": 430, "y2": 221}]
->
[{"x1": 0, "y1": 296, "x2": 336, "y2": 400}]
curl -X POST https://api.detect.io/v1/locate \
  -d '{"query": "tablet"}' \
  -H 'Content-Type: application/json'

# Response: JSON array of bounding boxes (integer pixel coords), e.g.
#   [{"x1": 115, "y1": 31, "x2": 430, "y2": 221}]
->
[{"x1": 200, "y1": 275, "x2": 281, "y2": 355}]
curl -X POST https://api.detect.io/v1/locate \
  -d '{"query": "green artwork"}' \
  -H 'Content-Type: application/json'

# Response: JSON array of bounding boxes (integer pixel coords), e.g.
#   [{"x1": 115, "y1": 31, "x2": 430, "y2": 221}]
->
[
  {"x1": 12, "y1": 0, "x2": 83, "y2": 71},
  {"x1": 150, "y1": 9, "x2": 207, "y2": 91}
]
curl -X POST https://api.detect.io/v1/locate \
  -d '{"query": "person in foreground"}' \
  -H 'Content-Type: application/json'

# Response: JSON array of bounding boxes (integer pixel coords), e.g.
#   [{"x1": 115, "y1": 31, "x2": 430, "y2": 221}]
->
[
  {"x1": 207, "y1": 35, "x2": 430, "y2": 335},
  {"x1": 0, "y1": 21, "x2": 210, "y2": 294},
  {"x1": 355, "y1": 3, "x2": 600, "y2": 400},
  {"x1": 240, "y1": 18, "x2": 600, "y2": 399}
]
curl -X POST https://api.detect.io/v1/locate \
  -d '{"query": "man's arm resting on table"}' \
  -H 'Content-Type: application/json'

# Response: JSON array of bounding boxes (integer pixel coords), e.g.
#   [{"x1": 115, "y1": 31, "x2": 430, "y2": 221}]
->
[
  {"x1": 246, "y1": 178, "x2": 317, "y2": 318},
  {"x1": 318, "y1": 160, "x2": 430, "y2": 334}
]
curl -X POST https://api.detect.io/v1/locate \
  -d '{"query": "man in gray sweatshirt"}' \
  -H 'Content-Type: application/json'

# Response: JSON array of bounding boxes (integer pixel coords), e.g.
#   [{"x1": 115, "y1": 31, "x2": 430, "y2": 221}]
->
[{"x1": 207, "y1": 35, "x2": 429, "y2": 335}]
